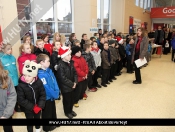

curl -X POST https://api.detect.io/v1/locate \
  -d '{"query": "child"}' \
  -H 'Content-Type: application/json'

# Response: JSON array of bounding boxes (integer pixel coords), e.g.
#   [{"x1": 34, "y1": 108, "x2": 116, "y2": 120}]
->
[
  {"x1": 1, "y1": 43, "x2": 20, "y2": 112},
  {"x1": 115, "y1": 43, "x2": 121, "y2": 76},
  {"x1": 34, "y1": 39, "x2": 50, "y2": 57},
  {"x1": 90, "y1": 41, "x2": 102, "y2": 88},
  {"x1": 18, "y1": 43, "x2": 37, "y2": 75},
  {"x1": 17, "y1": 60, "x2": 46, "y2": 132},
  {"x1": 171, "y1": 37, "x2": 175, "y2": 62},
  {"x1": 104, "y1": 37, "x2": 108, "y2": 42},
  {"x1": 146, "y1": 42, "x2": 152, "y2": 64},
  {"x1": 71, "y1": 46, "x2": 88, "y2": 107},
  {"x1": 0, "y1": 61, "x2": 16, "y2": 132},
  {"x1": 73, "y1": 40, "x2": 81, "y2": 47},
  {"x1": 51, "y1": 41, "x2": 62, "y2": 75},
  {"x1": 90, "y1": 37, "x2": 96, "y2": 42},
  {"x1": 101, "y1": 42, "x2": 113, "y2": 87},
  {"x1": 57, "y1": 46, "x2": 78, "y2": 119},
  {"x1": 108, "y1": 40, "x2": 117, "y2": 81},
  {"x1": 82, "y1": 44, "x2": 97, "y2": 92},
  {"x1": 23, "y1": 35, "x2": 37, "y2": 53},
  {"x1": 94, "y1": 33, "x2": 100, "y2": 46},
  {"x1": 41, "y1": 34, "x2": 52, "y2": 55},
  {"x1": 53, "y1": 32, "x2": 61, "y2": 43},
  {"x1": 125, "y1": 38, "x2": 134, "y2": 73},
  {"x1": 116, "y1": 37, "x2": 126, "y2": 73},
  {"x1": 37, "y1": 54, "x2": 59, "y2": 131},
  {"x1": 164, "y1": 39, "x2": 169, "y2": 55},
  {"x1": 80, "y1": 33, "x2": 88, "y2": 49},
  {"x1": 99, "y1": 37, "x2": 105, "y2": 51}
]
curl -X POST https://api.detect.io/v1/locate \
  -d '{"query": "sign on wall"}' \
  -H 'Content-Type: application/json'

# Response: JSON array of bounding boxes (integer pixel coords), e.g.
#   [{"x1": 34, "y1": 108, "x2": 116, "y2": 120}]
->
[
  {"x1": 133, "y1": 18, "x2": 141, "y2": 33},
  {"x1": 90, "y1": 27, "x2": 98, "y2": 33},
  {"x1": 151, "y1": 6, "x2": 175, "y2": 18}
]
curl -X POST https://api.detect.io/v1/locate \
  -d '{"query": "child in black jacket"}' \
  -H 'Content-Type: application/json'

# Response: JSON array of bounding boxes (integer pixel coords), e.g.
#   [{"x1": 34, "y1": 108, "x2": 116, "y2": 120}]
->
[
  {"x1": 17, "y1": 60, "x2": 46, "y2": 132},
  {"x1": 34, "y1": 39, "x2": 50, "y2": 57},
  {"x1": 57, "y1": 46, "x2": 78, "y2": 119}
]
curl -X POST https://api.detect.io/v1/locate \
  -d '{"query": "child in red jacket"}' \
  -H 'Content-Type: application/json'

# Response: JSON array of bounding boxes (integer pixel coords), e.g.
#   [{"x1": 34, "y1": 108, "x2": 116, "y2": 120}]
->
[
  {"x1": 71, "y1": 46, "x2": 88, "y2": 107},
  {"x1": 41, "y1": 34, "x2": 53, "y2": 55},
  {"x1": 18, "y1": 43, "x2": 37, "y2": 75}
]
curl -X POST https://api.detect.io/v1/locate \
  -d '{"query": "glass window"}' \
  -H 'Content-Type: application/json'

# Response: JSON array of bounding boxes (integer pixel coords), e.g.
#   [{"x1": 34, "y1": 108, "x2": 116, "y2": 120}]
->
[
  {"x1": 36, "y1": 22, "x2": 55, "y2": 39},
  {"x1": 103, "y1": 25, "x2": 109, "y2": 32},
  {"x1": 58, "y1": 23, "x2": 72, "y2": 33},
  {"x1": 135, "y1": 0, "x2": 139, "y2": 6},
  {"x1": 147, "y1": 0, "x2": 151, "y2": 9},
  {"x1": 144, "y1": 0, "x2": 147, "y2": 9},
  {"x1": 19, "y1": 22, "x2": 33, "y2": 41},
  {"x1": 97, "y1": 0, "x2": 101, "y2": 23},
  {"x1": 104, "y1": 0, "x2": 109, "y2": 24},
  {"x1": 39, "y1": 8, "x2": 54, "y2": 21},
  {"x1": 140, "y1": 0, "x2": 144, "y2": 8},
  {"x1": 57, "y1": 0, "x2": 72, "y2": 22},
  {"x1": 97, "y1": 24, "x2": 101, "y2": 29}
]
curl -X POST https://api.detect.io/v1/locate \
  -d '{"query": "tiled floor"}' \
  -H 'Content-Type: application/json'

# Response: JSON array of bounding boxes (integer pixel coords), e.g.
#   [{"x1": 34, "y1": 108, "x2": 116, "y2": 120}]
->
[{"x1": 1, "y1": 53, "x2": 175, "y2": 132}]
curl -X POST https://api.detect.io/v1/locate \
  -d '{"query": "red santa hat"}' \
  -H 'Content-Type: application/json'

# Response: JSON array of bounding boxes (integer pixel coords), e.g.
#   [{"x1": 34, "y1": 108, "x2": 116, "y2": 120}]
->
[
  {"x1": 58, "y1": 46, "x2": 71, "y2": 58},
  {"x1": 116, "y1": 37, "x2": 123, "y2": 44}
]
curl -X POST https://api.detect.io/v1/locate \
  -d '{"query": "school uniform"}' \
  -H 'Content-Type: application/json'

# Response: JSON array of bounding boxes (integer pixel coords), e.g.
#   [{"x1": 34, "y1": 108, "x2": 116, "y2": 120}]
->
[{"x1": 125, "y1": 44, "x2": 134, "y2": 73}]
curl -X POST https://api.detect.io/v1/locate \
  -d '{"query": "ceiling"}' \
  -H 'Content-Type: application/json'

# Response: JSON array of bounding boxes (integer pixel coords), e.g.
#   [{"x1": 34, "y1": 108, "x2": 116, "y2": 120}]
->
[{"x1": 155, "y1": 0, "x2": 175, "y2": 7}]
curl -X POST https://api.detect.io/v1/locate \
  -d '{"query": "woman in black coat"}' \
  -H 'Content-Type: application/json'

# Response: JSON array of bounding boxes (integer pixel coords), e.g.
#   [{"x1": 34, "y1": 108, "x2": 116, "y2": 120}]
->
[{"x1": 132, "y1": 27, "x2": 148, "y2": 84}]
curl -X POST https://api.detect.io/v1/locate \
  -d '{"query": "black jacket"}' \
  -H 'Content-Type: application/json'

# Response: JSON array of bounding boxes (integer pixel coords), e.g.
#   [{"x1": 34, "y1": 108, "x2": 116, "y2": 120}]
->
[
  {"x1": 118, "y1": 44, "x2": 126, "y2": 59},
  {"x1": 99, "y1": 43, "x2": 104, "y2": 51},
  {"x1": 17, "y1": 78, "x2": 46, "y2": 113},
  {"x1": 34, "y1": 48, "x2": 50, "y2": 57},
  {"x1": 109, "y1": 46, "x2": 117, "y2": 61},
  {"x1": 80, "y1": 39, "x2": 85, "y2": 49},
  {"x1": 50, "y1": 51, "x2": 61, "y2": 74},
  {"x1": 82, "y1": 51, "x2": 96, "y2": 72},
  {"x1": 56, "y1": 60, "x2": 78, "y2": 93}
]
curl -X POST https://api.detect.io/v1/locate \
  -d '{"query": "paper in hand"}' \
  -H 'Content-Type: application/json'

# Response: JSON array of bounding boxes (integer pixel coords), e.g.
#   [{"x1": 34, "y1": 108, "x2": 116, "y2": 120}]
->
[{"x1": 134, "y1": 57, "x2": 147, "y2": 68}]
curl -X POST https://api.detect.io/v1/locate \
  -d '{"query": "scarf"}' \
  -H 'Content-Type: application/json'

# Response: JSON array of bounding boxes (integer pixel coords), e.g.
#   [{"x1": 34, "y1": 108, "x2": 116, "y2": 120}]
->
[
  {"x1": 91, "y1": 47, "x2": 99, "y2": 52},
  {"x1": 135, "y1": 37, "x2": 142, "y2": 53},
  {"x1": 104, "y1": 49, "x2": 111, "y2": 63}
]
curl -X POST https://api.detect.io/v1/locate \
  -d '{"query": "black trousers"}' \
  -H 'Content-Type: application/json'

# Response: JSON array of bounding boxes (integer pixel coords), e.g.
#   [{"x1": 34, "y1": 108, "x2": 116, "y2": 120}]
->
[
  {"x1": 87, "y1": 72, "x2": 94, "y2": 89},
  {"x1": 74, "y1": 80, "x2": 87, "y2": 103},
  {"x1": 172, "y1": 49, "x2": 175, "y2": 61},
  {"x1": 62, "y1": 91, "x2": 74, "y2": 115},
  {"x1": 117, "y1": 60, "x2": 122, "y2": 74},
  {"x1": 3, "y1": 116, "x2": 13, "y2": 132},
  {"x1": 25, "y1": 111, "x2": 41, "y2": 132},
  {"x1": 14, "y1": 86, "x2": 20, "y2": 111},
  {"x1": 114, "y1": 60, "x2": 119, "y2": 74},
  {"x1": 127, "y1": 59, "x2": 133, "y2": 72},
  {"x1": 42, "y1": 100, "x2": 57, "y2": 131},
  {"x1": 109, "y1": 63, "x2": 115, "y2": 80},
  {"x1": 102, "y1": 69, "x2": 110, "y2": 84},
  {"x1": 133, "y1": 62, "x2": 141, "y2": 82},
  {"x1": 92, "y1": 66, "x2": 100, "y2": 86}
]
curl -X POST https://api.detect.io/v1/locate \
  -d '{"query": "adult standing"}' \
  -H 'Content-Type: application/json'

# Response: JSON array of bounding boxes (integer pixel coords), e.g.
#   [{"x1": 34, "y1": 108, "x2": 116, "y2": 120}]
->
[
  {"x1": 68, "y1": 33, "x2": 77, "y2": 46},
  {"x1": 132, "y1": 27, "x2": 148, "y2": 84},
  {"x1": 154, "y1": 26, "x2": 164, "y2": 45}
]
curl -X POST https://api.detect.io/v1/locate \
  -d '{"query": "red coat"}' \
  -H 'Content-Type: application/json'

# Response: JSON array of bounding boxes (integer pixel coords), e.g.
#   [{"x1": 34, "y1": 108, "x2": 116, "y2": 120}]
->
[
  {"x1": 44, "y1": 43, "x2": 53, "y2": 55},
  {"x1": 72, "y1": 55, "x2": 89, "y2": 82},
  {"x1": 17, "y1": 53, "x2": 37, "y2": 75}
]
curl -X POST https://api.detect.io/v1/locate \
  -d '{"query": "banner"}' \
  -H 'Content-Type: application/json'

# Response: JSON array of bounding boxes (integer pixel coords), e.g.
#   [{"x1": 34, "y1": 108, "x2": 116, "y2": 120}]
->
[
  {"x1": 1, "y1": 119, "x2": 175, "y2": 126},
  {"x1": 151, "y1": 6, "x2": 175, "y2": 18}
]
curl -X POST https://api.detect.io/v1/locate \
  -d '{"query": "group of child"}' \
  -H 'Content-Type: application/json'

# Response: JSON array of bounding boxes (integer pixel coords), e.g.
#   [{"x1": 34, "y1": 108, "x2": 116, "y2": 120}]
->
[{"x1": 0, "y1": 31, "x2": 153, "y2": 132}]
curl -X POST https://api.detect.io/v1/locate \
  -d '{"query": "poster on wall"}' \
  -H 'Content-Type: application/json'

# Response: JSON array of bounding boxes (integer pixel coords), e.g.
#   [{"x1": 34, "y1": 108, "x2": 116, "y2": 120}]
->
[{"x1": 133, "y1": 18, "x2": 141, "y2": 33}]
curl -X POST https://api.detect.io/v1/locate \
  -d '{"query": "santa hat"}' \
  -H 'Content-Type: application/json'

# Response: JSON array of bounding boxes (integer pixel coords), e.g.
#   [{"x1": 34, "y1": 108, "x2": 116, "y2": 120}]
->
[
  {"x1": 116, "y1": 37, "x2": 123, "y2": 44},
  {"x1": 58, "y1": 46, "x2": 72, "y2": 59}
]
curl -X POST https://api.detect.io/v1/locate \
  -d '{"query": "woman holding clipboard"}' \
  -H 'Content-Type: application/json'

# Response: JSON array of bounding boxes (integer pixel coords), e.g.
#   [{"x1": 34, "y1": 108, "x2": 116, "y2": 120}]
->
[{"x1": 132, "y1": 27, "x2": 149, "y2": 84}]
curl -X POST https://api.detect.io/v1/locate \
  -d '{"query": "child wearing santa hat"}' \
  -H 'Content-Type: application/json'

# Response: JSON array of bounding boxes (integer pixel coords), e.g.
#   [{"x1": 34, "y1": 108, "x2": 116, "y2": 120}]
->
[{"x1": 57, "y1": 46, "x2": 78, "y2": 119}]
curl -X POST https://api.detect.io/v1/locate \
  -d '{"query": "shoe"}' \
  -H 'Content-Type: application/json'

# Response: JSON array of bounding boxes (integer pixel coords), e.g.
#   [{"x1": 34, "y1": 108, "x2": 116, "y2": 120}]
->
[
  {"x1": 109, "y1": 79, "x2": 113, "y2": 82},
  {"x1": 133, "y1": 81, "x2": 142, "y2": 84},
  {"x1": 74, "y1": 103, "x2": 79, "y2": 108},
  {"x1": 127, "y1": 71, "x2": 133, "y2": 74},
  {"x1": 101, "y1": 83, "x2": 107, "y2": 87},
  {"x1": 35, "y1": 128, "x2": 41, "y2": 132},
  {"x1": 50, "y1": 126, "x2": 57, "y2": 131},
  {"x1": 116, "y1": 73, "x2": 121, "y2": 76},
  {"x1": 72, "y1": 111, "x2": 77, "y2": 117},
  {"x1": 83, "y1": 97, "x2": 87, "y2": 100},
  {"x1": 112, "y1": 77, "x2": 117, "y2": 80},
  {"x1": 96, "y1": 84, "x2": 102, "y2": 88},
  {"x1": 65, "y1": 113, "x2": 73, "y2": 119},
  {"x1": 83, "y1": 93, "x2": 88, "y2": 98},
  {"x1": 106, "y1": 82, "x2": 110, "y2": 84},
  {"x1": 88, "y1": 88, "x2": 97, "y2": 92},
  {"x1": 133, "y1": 80, "x2": 137, "y2": 83}
]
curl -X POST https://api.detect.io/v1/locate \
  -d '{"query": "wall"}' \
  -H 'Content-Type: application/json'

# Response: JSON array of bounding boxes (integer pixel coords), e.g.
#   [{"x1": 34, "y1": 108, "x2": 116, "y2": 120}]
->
[
  {"x1": 0, "y1": 0, "x2": 21, "y2": 59},
  {"x1": 111, "y1": 0, "x2": 125, "y2": 33},
  {"x1": 124, "y1": 0, "x2": 151, "y2": 33},
  {"x1": 74, "y1": 0, "x2": 97, "y2": 40}
]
